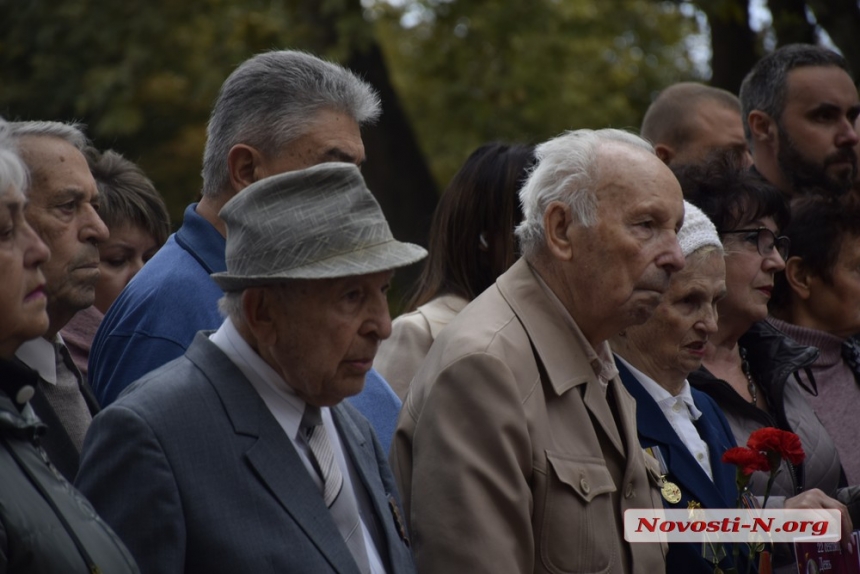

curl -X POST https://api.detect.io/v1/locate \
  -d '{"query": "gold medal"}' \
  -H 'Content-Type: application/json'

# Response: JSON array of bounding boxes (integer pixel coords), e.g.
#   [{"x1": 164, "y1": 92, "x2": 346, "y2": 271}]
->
[
  {"x1": 646, "y1": 446, "x2": 683, "y2": 504},
  {"x1": 661, "y1": 479, "x2": 682, "y2": 504}
]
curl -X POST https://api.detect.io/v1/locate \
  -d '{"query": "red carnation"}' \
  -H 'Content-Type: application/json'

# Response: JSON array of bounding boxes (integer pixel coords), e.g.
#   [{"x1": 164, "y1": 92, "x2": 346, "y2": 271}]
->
[
  {"x1": 747, "y1": 428, "x2": 805, "y2": 466},
  {"x1": 721, "y1": 446, "x2": 771, "y2": 475}
]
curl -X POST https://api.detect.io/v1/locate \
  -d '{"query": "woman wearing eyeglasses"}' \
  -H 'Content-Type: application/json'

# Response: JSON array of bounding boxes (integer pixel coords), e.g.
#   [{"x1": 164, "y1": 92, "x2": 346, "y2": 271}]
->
[{"x1": 671, "y1": 153, "x2": 860, "y2": 568}]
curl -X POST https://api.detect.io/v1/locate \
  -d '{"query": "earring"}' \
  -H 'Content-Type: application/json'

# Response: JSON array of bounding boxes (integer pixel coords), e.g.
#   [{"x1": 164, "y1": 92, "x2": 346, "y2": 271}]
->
[{"x1": 479, "y1": 233, "x2": 489, "y2": 250}]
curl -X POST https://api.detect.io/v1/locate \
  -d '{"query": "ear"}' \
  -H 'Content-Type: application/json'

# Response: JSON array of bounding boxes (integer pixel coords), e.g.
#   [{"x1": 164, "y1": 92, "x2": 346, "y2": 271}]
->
[
  {"x1": 783, "y1": 256, "x2": 812, "y2": 301},
  {"x1": 747, "y1": 111, "x2": 776, "y2": 146},
  {"x1": 654, "y1": 143, "x2": 675, "y2": 165},
  {"x1": 241, "y1": 287, "x2": 277, "y2": 346},
  {"x1": 227, "y1": 144, "x2": 265, "y2": 192},
  {"x1": 543, "y1": 201, "x2": 575, "y2": 261}
]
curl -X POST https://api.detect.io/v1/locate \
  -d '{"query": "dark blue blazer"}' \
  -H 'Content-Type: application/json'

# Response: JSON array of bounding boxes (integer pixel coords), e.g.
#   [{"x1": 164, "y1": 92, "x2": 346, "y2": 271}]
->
[{"x1": 617, "y1": 358, "x2": 751, "y2": 573}]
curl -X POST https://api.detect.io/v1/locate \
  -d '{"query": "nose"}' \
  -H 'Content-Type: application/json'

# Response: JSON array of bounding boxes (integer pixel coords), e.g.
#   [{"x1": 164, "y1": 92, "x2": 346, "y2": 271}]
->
[
  {"x1": 699, "y1": 305, "x2": 719, "y2": 335},
  {"x1": 837, "y1": 117, "x2": 860, "y2": 148},
  {"x1": 763, "y1": 248, "x2": 786, "y2": 273},
  {"x1": 363, "y1": 292, "x2": 393, "y2": 341},
  {"x1": 23, "y1": 219, "x2": 50, "y2": 268},
  {"x1": 656, "y1": 233, "x2": 686, "y2": 274},
  {"x1": 81, "y1": 204, "x2": 109, "y2": 245}
]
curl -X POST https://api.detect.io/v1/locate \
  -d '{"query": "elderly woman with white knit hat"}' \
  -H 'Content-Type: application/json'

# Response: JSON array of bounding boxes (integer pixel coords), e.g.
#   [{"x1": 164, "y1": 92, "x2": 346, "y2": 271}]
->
[{"x1": 610, "y1": 201, "x2": 749, "y2": 573}]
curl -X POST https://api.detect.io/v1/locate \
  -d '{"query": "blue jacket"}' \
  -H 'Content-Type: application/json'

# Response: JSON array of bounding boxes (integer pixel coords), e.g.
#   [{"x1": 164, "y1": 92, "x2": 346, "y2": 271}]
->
[
  {"x1": 617, "y1": 359, "x2": 752, "y2": 573},
  {"x1": 89, "y1": 203, "x2": 402, "y2": 452}
]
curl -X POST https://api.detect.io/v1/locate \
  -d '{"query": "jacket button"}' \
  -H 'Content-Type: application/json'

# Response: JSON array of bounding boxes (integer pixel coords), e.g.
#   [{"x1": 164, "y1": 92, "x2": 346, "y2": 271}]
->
[
  {"x1": 580, "y1": 478, "x2": 590, "y2": 494},
  {"x1": 625, "y1": 482, "x2": 634, "y2": 499}
]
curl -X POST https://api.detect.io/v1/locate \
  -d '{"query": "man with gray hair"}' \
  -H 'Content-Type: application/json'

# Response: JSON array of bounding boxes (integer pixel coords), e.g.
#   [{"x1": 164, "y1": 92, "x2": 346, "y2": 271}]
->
[
  {"x1": 390, "y1": 128, "x2": 685, "y2": 574},
  {"x1": 641, "y1": 82, "x2": 751, "y2": 167},
  {"x1": 740, "y1": 43, "x2": 860, "y2": 197},
  {"x1": 11, "y1": 120, "x2": 109, "y2": 481},
  {"x1": 89, "y1": 50, "x2": 404, "y2": 449},
  {"x1": 77, "y1": 162, "x2": 424, "y2": 574}
]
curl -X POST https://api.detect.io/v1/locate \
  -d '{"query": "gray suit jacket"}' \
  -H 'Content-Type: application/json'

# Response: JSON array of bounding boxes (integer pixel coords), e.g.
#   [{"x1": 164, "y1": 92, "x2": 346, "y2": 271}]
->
[{"x1": 75, "y1": 333, "x2": 415, "y2": 574}]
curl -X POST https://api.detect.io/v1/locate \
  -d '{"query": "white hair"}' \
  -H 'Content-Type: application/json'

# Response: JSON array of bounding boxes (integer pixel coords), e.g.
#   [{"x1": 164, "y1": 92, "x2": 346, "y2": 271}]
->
[
  {"x1": 515, "y1": 128, "x2": 653, "y2": 260},
  {"x1": 218, "y1": 291, "x2": 245, "y2": 324},
  {"x1": 0, "y1": 119, "x2": 29, "y2": 197},
  {"x1": 7, "y1": 120, "x2": 88, "y2": 151}
]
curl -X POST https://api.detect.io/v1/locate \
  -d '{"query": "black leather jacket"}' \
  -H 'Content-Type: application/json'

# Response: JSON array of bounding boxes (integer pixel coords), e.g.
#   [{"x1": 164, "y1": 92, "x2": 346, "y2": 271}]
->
[
  {"x1": 0, "y1": 358, "x2": 139, "y2": 574},
  {"x1": 691, "y1": 322, "x2": 860, "y2": 509}
]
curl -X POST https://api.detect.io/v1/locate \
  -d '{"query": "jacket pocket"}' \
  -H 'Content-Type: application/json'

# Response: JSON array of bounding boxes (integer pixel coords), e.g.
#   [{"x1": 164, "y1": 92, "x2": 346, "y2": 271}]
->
[{"x1": 537, "y1": 452, "x2": 618, "y2": 574}]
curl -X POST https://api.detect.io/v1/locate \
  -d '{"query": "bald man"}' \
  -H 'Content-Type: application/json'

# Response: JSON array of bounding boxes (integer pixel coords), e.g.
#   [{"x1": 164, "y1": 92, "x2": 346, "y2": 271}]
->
[{"x1": 641, "y1": 82, "x2": 751, "y2": 167}]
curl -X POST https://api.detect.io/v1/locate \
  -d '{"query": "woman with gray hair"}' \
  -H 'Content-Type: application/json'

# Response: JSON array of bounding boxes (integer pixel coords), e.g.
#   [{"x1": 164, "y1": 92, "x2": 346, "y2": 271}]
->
[
  {"x1": 0, "y1": 119, "x2": 140, "y2": 574},
  {"x1": 611, "y1": 202, "x2": 747, "y2": 573}
]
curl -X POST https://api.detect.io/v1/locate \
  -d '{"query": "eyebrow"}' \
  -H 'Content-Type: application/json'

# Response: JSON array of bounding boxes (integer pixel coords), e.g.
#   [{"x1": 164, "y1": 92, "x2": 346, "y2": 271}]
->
[
  {"x1": 324, "y1": 147, "x2": 365, "y2": 167},
  {"x1": 52, "y1": 188, "x2": 88, "y2": 203},
  {"x1": 807, "y1": 102, "x2": 857, "y2": 117}
]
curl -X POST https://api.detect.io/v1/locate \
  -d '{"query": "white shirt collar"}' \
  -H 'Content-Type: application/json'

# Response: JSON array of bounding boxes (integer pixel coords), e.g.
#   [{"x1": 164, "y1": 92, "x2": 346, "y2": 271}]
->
[
  {"x1": 616, "y1": 355, "x2": 702, "y2": 420},
  {"x1": 15, "y1": 335, "x2": 61, "y2": 385},
  {"x1": 209, "y1": 317, "x2": 307, "y2": 440}
]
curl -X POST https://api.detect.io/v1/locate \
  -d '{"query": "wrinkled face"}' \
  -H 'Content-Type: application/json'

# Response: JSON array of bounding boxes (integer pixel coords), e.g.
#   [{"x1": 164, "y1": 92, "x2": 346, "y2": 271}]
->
[
  {"x1": 625, "y1": 251, "x2": 726, "y2": 383},
  {"x1": 674, "y1": 102, "x2": 751, "y2": 166},
  {"x1": 263, "y1": 270, "x2": 393, "y2": 407},
  {"x1": 19, "y1": 136, "x2": 109, "y2": 321},
  {"x1": 257, "y1": 109, "x2": 365, "y2": 176},
  {"x1": 94, "y1": 223, "x2": 160, "y2": 314},
  {"x1": 777, "y1": 66, "x2": 860, "y2": 195},
  {"x1": 565, "y1": 143, "x2": 686, "y2": 341},
  {"x1": 719, "y1": 216, "x2": 786, "y2": 328},
  {"x1": 0, "y1": 185, "x2": 51, "y2": 357},
  {"x1": 805, "y1": 233, "x2": 860, "y2": 339}
]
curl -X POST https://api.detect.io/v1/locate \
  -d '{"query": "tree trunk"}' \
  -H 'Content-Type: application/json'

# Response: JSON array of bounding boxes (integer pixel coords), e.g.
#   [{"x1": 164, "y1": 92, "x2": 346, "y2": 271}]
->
[
  {"x1": 699, "y1": 0, "x2": 758, "y2": 93},
  {"x1": 347, "y1": 41, "x2": 439, "y2": 250},
  {"x1": 767, "y1": 0, "x2": 816, "y2": 45}
]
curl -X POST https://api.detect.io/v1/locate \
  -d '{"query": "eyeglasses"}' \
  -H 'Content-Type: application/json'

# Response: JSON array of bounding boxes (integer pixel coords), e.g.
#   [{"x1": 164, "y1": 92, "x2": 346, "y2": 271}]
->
[{"x1": 720, "y1": 227, "x2": 790, "y2": 260}]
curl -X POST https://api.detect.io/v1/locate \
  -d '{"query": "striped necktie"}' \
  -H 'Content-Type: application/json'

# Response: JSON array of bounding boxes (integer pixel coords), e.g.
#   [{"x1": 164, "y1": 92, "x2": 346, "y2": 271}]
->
[
  {"x1": 300, "y1": 405, "x2": 372, "y2": 573},
  {"x1": 301, "y1": 405, "x2": 343, "y2": 507}
]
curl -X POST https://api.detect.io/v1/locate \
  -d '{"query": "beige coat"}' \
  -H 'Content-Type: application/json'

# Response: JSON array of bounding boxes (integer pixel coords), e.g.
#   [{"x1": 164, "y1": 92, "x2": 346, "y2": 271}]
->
[
  {"x1": 375, "y1": 294, "x2": 469, "y2": 399},
  {"x1": 391, "y1": 259, "x2": 667, "y2": 574}
]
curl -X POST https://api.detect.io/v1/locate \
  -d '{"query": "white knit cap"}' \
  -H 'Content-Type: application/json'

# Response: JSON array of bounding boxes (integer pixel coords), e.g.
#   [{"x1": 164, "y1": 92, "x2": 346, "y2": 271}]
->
[{"x1": 678, "y1": 201, "x2": 721, "y2": 257}]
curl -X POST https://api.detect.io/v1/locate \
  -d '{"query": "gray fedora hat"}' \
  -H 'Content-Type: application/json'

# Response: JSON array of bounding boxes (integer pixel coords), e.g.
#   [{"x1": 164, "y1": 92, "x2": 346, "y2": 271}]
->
[{"x1": 211, "y1": 162, "x2": 427, "y2": 291}]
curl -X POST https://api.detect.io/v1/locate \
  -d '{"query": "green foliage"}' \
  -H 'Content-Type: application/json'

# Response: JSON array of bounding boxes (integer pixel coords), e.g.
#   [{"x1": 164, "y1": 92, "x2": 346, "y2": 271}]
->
[
  {"x1": 0, "y1": 0, "x2": 700, "y2": 218},
  {"x1": 0, "y1": 0, "x2": 367, "y2": 221},
  {"x1": 370, "y1": 0, "x2": 701, "y2": 187}
]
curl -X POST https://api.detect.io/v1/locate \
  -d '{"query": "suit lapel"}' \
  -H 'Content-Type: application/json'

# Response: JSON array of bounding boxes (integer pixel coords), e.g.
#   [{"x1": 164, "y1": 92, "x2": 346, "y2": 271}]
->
[
  {"x1": 185, "y1": 333, "x2": 361, "y2": 574},
  {"x1": 616, "y1": 360, "x2": 731, "y2": 510}
]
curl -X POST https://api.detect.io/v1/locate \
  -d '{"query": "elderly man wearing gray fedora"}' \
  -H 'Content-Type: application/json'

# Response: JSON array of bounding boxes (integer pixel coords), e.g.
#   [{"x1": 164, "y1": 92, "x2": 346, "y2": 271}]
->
[{"x1": 75, "y1": 163, "x2": 424, "y2": 574}]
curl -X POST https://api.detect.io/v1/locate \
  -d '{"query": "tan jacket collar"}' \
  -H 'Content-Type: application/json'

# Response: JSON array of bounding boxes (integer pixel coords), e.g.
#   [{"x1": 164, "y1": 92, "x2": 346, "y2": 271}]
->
[{"x1": 497, "y1": 258, "x2": 601, "y2": 396}]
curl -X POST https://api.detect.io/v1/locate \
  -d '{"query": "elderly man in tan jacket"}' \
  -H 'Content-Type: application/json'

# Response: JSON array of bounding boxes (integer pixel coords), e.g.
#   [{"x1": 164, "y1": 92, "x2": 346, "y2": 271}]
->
[{"x1": 390, "y1": 128, "x2": 686, "y2": 574}]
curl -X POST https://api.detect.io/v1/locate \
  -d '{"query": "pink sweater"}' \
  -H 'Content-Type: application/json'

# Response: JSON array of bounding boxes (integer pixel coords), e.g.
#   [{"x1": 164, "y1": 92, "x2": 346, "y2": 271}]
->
[{"x1": 767, "y1": 316, "x2": 860, "y2": 484}]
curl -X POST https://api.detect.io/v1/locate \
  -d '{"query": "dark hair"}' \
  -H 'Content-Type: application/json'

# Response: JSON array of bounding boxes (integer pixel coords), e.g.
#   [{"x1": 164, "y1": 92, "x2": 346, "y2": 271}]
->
[
  {"x1": 739, "y1": 44, "x2": 851, "y2": 144},
  {"x1": 770, "y1": 196, "x2": 860, "y2": 312},
  {"x1": 672, "y1": 150, "x2": 789, "y2": 234},
  {"x1": 641, "y1": 82, "x2": 741, "y2": 150},
  {"x1": 407, "y1": 142, "x2": 535, "y2": 310},
  {"x1": 85, "y1": 147, "x2": 171, "y2": 247}
]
